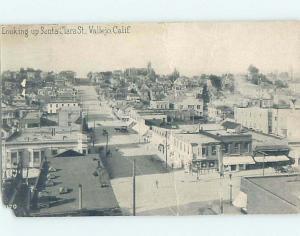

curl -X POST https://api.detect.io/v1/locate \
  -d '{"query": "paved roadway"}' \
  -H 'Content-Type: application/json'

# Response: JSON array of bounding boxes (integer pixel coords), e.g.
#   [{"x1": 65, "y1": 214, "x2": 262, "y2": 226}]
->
[{"x1": 77, "y1": 85, "x2": 281, "y2": 216}]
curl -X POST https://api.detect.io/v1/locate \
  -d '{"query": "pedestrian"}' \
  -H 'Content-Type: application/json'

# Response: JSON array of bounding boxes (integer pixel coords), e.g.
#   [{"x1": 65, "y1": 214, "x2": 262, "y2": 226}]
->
[{"x1": 155, "y1": 180, "x2": 159, "y2": 189}]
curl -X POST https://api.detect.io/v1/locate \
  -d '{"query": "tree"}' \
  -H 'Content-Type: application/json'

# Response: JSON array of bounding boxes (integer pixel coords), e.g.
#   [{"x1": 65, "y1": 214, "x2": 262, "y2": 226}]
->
[
  {"x1": 169, "y1": 68, "x2": 180, "y2": 82},
  {"x1": 209, "y1": 75, "x2": 222, "y2": 91},
  {"x1": 201, "y1": 84, "x2": 210, "y2": 112},
  {"x1": 248, "y1": 65, "x2": 259, "y2": 75}
]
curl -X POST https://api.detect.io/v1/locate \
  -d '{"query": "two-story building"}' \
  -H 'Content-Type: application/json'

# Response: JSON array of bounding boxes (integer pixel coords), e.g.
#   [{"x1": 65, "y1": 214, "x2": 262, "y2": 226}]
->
[{"x1": 46, "y1": 99, "x2": 80, "y2": 114}]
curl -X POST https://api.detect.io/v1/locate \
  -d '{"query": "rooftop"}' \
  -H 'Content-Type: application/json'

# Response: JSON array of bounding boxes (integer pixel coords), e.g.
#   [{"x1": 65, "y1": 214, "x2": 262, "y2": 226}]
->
[
  {"x1": 23, "y1": 111, "x2": 41, "y2": 120},
  {"x1": 173, "y1": 132, "x2": 220, "y2": 145},
  {"x1": 244, "y1": 175, "x2": 300, "y2": 212},
  {"x1": 6, "y1": 127, "x2": 85, "y2": 144},
  {"x1": 39, "y1": 155, "x2": 119, "y2": 214}
]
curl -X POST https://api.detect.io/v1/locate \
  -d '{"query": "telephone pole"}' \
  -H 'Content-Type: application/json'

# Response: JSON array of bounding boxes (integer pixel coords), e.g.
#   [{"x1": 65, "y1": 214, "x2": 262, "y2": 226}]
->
[
  {"x1": 132, "y1": 159, "x2": 136, "y2": 216},
  {"x1": 165, "y1": 131, "x2": 168, "y2": 169},
  {"x1": 217, "y1": 145, "x2": 224, "y2": 214}
]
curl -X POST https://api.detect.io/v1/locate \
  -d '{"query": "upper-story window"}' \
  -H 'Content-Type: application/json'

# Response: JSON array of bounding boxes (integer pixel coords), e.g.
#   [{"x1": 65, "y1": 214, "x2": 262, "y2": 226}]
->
[
  {"x1": 244, "y1": 142, "x2": 250, "y2": 153},
  {"x1": 197, "y1": 105, "x2": 201, "y2": 109},
  {"x1": 234, "y1": 143, "x2": 240, "y2": 153},
  {"x1": 224, "y1": 143, "x2": 230, "y2": 154},
  {"x1": 211, "y1": 145, "x2": 217, "y2": 155},
  {"x1": 202, "y1": 147, "x2": 207, "y2": 156},
  {"x1": 11, "y1": 152, "x2": 18, "y2": 165},
  {"x1": 33, "y1": 151, "x2": 40, "y2": 163}
]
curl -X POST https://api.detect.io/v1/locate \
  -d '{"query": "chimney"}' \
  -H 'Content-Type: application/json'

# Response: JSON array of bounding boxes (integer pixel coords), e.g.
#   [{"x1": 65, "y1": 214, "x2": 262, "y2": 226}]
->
[{"x1": 78, "y1": 184, "x2": 82, "y2": 210}]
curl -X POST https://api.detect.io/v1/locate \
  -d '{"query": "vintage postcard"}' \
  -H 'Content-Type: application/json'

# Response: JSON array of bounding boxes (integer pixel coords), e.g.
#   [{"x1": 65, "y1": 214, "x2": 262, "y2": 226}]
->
[{"x1": 1, "y1": 21, "x2": 300, "y2": 216}]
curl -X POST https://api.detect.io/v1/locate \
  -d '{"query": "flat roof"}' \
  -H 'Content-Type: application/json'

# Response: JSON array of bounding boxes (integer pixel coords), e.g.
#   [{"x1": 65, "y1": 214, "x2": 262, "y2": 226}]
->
[
  {"x1": 173, "y1": 132, "x2": 219, "y2": 144},
  {"x1": 39, "y1": 155, "x2": 119, "y2": 214},
  {"x1": 249, "y1": 131, "x2": 288, "y2": 148},
  {"x1": 6, "y1": 128, "x2": 84, "y2": 144},
  {"x1": 245, "y1": 175, "x2": 300, "y2": 209}
]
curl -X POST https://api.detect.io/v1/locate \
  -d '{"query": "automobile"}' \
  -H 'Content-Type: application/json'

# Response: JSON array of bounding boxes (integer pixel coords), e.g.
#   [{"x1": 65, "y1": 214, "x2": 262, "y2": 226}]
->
[
  {"x1": 59, "y1": 187, "x2": 71, "y2": 194},
  {"x1": 275, "y1": 165, "x2": 294, "y2": 173}
]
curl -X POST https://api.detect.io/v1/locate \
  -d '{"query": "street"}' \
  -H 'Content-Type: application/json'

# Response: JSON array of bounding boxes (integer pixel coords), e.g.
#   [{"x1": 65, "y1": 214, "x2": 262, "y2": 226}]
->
[{"x1": 77, "y1": 85, "x2": 278, "y2": 216}]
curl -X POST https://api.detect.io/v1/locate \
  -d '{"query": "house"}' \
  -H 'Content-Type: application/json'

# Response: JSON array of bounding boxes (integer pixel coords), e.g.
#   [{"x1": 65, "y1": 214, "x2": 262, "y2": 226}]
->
[
  {"x1": 46, "y1": 99, "x2": 80, "y2": 114},
  {"x1": 172, "y1": 96, "x2": 204, "y2": 116},
  {"x1": 126, "y1": 93, "x2": 141, "y2": 103},
  {"x1": 150, "y1": 100, "x2": 170, "y2": 110},
  {"x1": 138, "y1": 84, "x2": 150, "y2": 101},
  {"x1": 149, "y1": 86, "x2": 165, "y2": 100}
]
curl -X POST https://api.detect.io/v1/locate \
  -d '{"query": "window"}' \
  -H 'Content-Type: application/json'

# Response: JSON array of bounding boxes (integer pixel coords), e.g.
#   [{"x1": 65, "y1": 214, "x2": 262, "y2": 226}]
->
[
  {"x1": 73, "y1": 103, "x2": 76, "y2": 106},
  {"x1": 62, "y1": 104, "x2": 64, "y2": 107},
  {"x1": 197, "y1": 105, "x2": 201, "y2": 109},
  {"x1": 50, "y1": 104, "x2": 52, "y2": 108},
  {"x1": 244, "y1": 142, "x2": 250, "y2": 152},
  {"x1": 202, "y1": 147, "x2": 207, "y2": 156},
  {"x1": 11, "y1": 152, "x2": 18, "y2": 165},
  {"x1": 234, "y1": 143, "x2": 240, "y2": 153},
  {"x1": 56, "y1": 104, "x2": 58, "y2": 108},
  {"x1": 33, "y1": 151, "x2": 40, "y2": 163},
  {"x1": 224, "y1": 144, "x2": 230, "y2": 154},
  {"x1": 211, "y1": 145, "x2": 217, "y2": 155}
]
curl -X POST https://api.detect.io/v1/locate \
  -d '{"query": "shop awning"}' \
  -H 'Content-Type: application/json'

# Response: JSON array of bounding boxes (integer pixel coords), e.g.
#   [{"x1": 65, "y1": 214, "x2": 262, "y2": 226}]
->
[
  {"x1": 223, "y1": 156, "x2": 255, "y2": 165},
  {"x1": 254, "y1": 155, "x2": 289, "y2": 163}
]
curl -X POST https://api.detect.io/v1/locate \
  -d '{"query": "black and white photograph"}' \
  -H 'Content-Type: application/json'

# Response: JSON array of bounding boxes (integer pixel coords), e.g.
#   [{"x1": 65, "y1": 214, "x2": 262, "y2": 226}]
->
[{"x1": 1, "y1": 21, "x2": 300, "y2": 217}]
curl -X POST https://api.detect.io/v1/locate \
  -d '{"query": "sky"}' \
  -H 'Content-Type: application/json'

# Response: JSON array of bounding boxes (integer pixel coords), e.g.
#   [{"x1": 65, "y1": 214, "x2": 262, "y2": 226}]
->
[{"x1": 1, "y1": 21, "x2": 299, "y2": 77}]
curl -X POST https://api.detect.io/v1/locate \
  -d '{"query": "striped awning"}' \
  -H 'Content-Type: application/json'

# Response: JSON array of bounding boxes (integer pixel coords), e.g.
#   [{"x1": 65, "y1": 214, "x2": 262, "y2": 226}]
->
[
  {"x1": 223, "y1": 156, "x2": 255, "y2": 165},
  {"x1": 254, "y1": 155, "x2": 289, "y2": 163}
]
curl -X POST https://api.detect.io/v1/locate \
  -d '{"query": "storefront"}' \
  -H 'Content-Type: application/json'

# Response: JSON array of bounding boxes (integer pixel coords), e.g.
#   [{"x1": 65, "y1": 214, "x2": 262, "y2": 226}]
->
[
  {"x1": 223, "y1": 155, "x2": 255, "y2": 172},
  {"x1": 253, "y1": 155, "x2": 291, "y2": 168},
  {"x1": 192, "y1": 159, "x2": 218, "y2": 173}
]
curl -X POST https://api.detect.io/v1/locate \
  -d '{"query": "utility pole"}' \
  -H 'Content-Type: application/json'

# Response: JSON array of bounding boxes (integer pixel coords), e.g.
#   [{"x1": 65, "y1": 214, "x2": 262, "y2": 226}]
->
[
  {"x1": 217, "y1": 145, "x2": 224, "y2": 214},
  {"x1": 78, "y1": 184, "x2": 82, "y2": 210},
  {"x1": 132, "y1": 159, "x2": 136, "y2": 216},
  {"x1": 92, "y1": 120, "x2": 96, "y2": 148},
  {"x1": 263, "y1": 154, "x2": 265, "y2": 176},
  {"x1": 105, "y1": 132, "x2": 109, "y2": 157},
  {"x1": 165, "y1": 131, "x2": 168, "y2": 169},
  {"x1": 229, "y1": 173, "x2": 233, "y2": 205}
]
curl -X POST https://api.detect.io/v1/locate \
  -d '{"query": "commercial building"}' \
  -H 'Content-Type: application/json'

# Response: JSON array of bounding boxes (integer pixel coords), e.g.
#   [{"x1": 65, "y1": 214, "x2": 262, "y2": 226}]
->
[
  {"x1": 2, "y1": 127, "x2": 89, "y2": 179},
  {"x1": 169, "y1": 132, "x2": 221, "y2": 170},
  {"x1": 199, "y1": 128, "x2": 254, "y2": 171},
  {"x1": 234, "y1": 106, "x2": 272, "y2": 134},
  {"x1": 237, "y1": 175, "x2": 300, "y2": 214}
]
